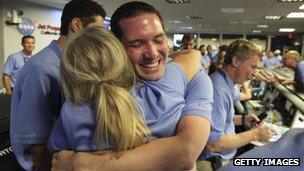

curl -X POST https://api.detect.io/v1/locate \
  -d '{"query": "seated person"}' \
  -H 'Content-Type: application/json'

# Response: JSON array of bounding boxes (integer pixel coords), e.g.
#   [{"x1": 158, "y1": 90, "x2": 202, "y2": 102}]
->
[
  {"x1": 234, "y1": 81, "x2": 252, "y2": 102},
  {"x1": 209, "y1": 45, "x2": 228, "y2": 75},
  {"x1": 263, "y1": 51, "x2": 280, "y2": 69},
  {"x1": 197, "y1": 39, "x2": 274, "y2": 171}
]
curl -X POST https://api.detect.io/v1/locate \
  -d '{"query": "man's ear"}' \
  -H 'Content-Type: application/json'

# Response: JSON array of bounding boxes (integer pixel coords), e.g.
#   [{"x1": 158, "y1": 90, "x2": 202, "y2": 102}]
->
[
  {"x1": 70, "y1": 18, "x2": 83, "y2": 33},
  {"x1": 231, "y1": 56, "x2": 239, "y2": 68}
]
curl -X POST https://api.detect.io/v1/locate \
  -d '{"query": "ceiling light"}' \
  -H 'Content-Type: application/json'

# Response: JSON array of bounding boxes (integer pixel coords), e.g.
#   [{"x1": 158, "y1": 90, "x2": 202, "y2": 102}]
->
[
  {"x1": 242, "y1": 21, "x2": 258, "y2": 24},
  {"x1": 164, "y1": 0, "x2": 190, "y2": 4},
  {"x1": 286, "y1": 12, "x2": 304, "y2": 18},
  {"x1": 257, "y1": 24, "x2": 269, "y2": 28},
  {"x1": 279, "y1": 28, "x2": 295, "y2": 32},
  {"x1": 186, "y1": 15, "x2": 203, "y2": 19},
  {"x1": 167, "y1": 20, "x2": 182, "y2": 24},
  {"x1": 253, "y1": 30, "x2": 262, "y2": 33},
  {"x1": 221, "y1": 8, "x2": 244, "y2": 14},
  {"x1": 277, "y1": 0, "x2": 304, "y2": 2},
  {"x1": 229, "y1": 21, "x2": 238, "y2": 24},
  {"x1": 265, "y1": 15, "x2": 282, "y2": 20},
  {"x1": 181, "y1": 26, "x2": 193, "y2": 29},
  {"x1": 300, "y1": 4, "x2": 304, "y2": 9}
]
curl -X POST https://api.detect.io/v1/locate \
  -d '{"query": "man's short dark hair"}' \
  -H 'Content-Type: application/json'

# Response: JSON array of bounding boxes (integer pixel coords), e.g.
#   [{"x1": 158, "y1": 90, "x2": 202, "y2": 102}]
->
[
  {"x1": 110, "y1": 1, "x2": 164, "y2": 40},
  {"x1": 199, "y1": 44, "x2": 206, "y2": 50},
  {"x1": 60, "y1": 0, "x2": 106, "y2": 36},
  {"x1": 219, "y1": 44, "x2": 229, "y2": 53},
  {"x1": 181, "y1": 33, "x2": 195, "y2": 44},
  {"x1": 21, "y1": 35, "x2": 35, "y2": 43}
]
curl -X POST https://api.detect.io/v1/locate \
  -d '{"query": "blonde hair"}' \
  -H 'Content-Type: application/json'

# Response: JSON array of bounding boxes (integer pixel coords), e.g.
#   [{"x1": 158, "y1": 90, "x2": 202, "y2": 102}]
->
[
  {"x1": 224, "y1": 39, "x2": 261, "y2": 65},
  {"x1": 60, "y1": 26, "x2": 150, "y2": 152},
  {"x1": 286, "y1": 50, "x2": 302, "y2": 62}
]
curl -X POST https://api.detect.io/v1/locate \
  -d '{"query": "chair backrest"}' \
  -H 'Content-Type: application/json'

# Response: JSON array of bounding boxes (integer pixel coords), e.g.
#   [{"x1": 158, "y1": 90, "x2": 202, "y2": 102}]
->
[{"x1": 0, "y1": 94, "x2": 11, "y2": 135}]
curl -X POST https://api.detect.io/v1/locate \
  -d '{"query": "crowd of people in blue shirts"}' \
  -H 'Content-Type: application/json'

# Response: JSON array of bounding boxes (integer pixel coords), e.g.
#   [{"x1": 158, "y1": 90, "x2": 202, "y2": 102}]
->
[{"x1": 1, "y1": 0, "x2": 304, "y2": 171}]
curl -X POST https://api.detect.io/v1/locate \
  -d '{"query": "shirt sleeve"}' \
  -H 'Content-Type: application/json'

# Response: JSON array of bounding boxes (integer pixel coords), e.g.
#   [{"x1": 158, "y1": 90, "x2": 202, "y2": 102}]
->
[
  {"x1": 182, "y1": 69, "x2": 213, "y2": 123},
  {"x1": 2, "y1": 55, "x2": 15, "y2": 75},
  {"x1": 13, "y1": 71, "x2": 55, "y2": 144},
  {"x1": 47, "y1": 104, "x2": 70, "y2": 153},
  {"x1": 234, "y1": 88, "x2": 241, "y2": 102},
  {"x1": 208, "y1": 88, "x2": 229, "y2": 142},
  {"x1": 296, "y1": 64, "x2": 304, "y2": 85}
]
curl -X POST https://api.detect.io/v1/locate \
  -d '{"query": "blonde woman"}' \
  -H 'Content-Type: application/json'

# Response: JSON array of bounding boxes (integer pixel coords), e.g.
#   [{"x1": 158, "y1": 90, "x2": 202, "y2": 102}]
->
[{"x1": 48, "y1": 26, "x2": 150, "y2": 153}]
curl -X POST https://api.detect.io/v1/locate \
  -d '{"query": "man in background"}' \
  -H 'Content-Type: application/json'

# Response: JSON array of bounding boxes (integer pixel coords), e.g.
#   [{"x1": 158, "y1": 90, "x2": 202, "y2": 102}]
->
[
  {"x1": 10, "y1": 0, "x2": 106, "y2": 170},
  {"x1": 181, "y1": 33, "x2": 196, "y2": 50},
  {"x1": 199, "y1": 44, "x2": 207, "y2": 56},
  {"x1": 197, "y1": 39, "x2": 273, "y2": 171},
  {"x1": 2, "y1": 35, "x2": 35, "y2": 94}
]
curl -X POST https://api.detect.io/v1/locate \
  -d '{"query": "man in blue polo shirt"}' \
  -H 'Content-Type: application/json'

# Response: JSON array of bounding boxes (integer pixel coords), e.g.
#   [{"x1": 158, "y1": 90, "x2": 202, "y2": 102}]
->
[
  {"x1": 51, "y1": 1, "x2": 213, "y2": 171},
  {"x1": 2, "y1": 35, "x2": 35, "y2": 94},
  {"x1": 197, "y1": 39, "x2": 274, "y2": 171},
  {"x1": 10, "y1": 0, "x2": 106, "y2": 170}
]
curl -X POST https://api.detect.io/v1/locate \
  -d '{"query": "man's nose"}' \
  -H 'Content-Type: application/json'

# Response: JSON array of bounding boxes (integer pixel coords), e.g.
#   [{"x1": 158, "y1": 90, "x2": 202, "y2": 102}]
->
[{"x1": 144, "y1": 42, "x2": 159, "y2": 59}]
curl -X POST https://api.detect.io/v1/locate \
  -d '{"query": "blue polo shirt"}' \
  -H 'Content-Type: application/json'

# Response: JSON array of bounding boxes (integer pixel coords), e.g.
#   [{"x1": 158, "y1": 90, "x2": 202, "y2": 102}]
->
[
  {"x1": 294, "y1": 61, "x2": 304, "y2": 90},
  {"x1": 48, "y1": 62, "x2": 213, "y2": 152},
  {"x1": 199, "y1": 69, "x2": 236, "y2": 160},
  {"x1": 10, "y1": 40, "x2": 63, "y2": 171},
  {"x1": 219, "y1": 128, "x2": 304, "y2": 171},
  {"x1": 234, "y1": 87, "x2": 241, "y2": 102},
  {"x1": 201, "y1": 55, "x2": 211, "y2": 72},
  {"x1": 263, "y1": 58, "x2": 280, "y2": 69},
  {"x1": 2, "y1": 51, "x2": 31, "y2": 87}
]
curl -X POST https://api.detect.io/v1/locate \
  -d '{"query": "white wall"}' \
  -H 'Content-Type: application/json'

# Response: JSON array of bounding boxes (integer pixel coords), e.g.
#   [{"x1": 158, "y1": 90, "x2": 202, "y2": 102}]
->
[{"x1": 1, "y1": 0, "x2": 62, "y2": 64}]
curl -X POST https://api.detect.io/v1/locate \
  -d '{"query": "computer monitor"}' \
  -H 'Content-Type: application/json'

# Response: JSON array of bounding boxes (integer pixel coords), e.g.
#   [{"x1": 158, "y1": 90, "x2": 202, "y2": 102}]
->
[
  {"x1": 262, "y1": 88, "x2": 279, "y2": 105},
  {"x1": 285, "y1": 100, "x2": 292, "y2": 113},
  {"x1": 291, "y1": 110, "x2": 304, "y2": 128},
  {"x1": 0, "y1": 94, "x2": 11, "y2": 135}
]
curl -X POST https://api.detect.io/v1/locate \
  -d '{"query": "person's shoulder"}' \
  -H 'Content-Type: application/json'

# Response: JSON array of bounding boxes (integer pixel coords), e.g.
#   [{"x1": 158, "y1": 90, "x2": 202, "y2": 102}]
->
[
  {"x1": 299, "y1": 61, "x2": 304, "y2": 68},
  {"x1": 61, "y1": 100, "x2": 94, "y2": 125},
  {"x1": 6, "y1": 51, "x2": 22, "y2": 60},
  {"x1": 190, "y1": 68, "x2": 212, "y2": 86},
  {"x1": 165, "y1": 62, "x2": 184, "y2": 74},
  {"x1": 62, "y1": 100, "x2": 92, "y2": 117},
  {"x1": 210, "y1": 70, "x2": 222, "y2": 82},
  {"x1": 31, "y1": 44, "x2": 56, "y2": 62},
  {"x1": 25, "y1": 44, "x2": 59, "y2": 74}
]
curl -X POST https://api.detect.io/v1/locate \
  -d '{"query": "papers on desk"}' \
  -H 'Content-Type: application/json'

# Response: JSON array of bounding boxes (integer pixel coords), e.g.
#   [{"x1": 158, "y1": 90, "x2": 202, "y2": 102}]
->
[
  {"x1": 265, "y1": 122, "x2": 290, "y2": 142},
  {"x1": 291, "y1": 110, "x2": 304, "y2": 128},
  {"x1": 251, "y1": 122, "x2": 289, "y2": 147}
]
